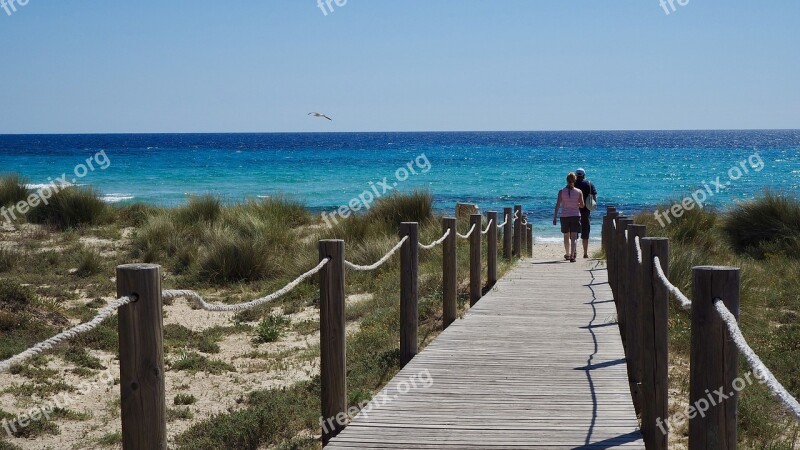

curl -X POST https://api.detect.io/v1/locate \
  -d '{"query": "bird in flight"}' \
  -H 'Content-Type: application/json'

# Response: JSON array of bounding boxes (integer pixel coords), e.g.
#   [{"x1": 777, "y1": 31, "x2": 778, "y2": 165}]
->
[{"x1": 308, "y1": 112, "x2": 332, "y2": 121}]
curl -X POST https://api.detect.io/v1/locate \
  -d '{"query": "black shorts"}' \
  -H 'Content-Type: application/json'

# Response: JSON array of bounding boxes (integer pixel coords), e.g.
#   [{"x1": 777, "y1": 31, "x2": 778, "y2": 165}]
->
[
  {"x1": 580, "y1": 209, "x2": 591, "y2": 238},
  {"x1": 560, "y1": 216, "x2": 581, "y2": 234}
]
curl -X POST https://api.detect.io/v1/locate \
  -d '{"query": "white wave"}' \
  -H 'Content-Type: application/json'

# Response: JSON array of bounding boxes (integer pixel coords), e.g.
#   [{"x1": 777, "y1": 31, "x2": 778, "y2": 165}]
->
[
  {"x1": 101, "y1": 194, "x2": 135, "y2": 203},
  {"x1": 25, "y1": 181, "x2": 77, "y2": 189}
]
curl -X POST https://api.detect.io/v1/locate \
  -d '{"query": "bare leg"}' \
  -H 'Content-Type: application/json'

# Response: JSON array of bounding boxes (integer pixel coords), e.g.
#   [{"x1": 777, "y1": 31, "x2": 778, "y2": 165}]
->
[
  {"x1": 570, "y1": 232, "x2": 579, "y2": 260},
  {"x1": 563, "y1": 233, "x2": 570, "y2": 257},
  {"x1": 582, "y1": 239, "x2": 589, "y2": 258}
]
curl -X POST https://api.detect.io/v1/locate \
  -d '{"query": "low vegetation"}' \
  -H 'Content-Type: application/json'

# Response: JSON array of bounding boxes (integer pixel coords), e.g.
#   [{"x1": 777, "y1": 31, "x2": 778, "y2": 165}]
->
[
  {"x1": 0, "y1": 174, "x2": 509, "y2": 449},
  {"x1": 635, "y1": 192, "x2": 800, "y2": 448}
]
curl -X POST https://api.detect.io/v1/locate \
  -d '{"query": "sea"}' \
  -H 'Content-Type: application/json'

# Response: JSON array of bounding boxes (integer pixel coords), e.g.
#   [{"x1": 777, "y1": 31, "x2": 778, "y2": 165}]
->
[{"x1": 1, "y1": 130, "x2": 798, "y2": 241}]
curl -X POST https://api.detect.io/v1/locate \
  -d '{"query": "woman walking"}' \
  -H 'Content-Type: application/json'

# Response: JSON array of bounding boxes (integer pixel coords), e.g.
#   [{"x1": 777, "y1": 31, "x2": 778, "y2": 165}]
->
[{"x1": 553, "y1": 172, "x2": 585, "y2": 262}]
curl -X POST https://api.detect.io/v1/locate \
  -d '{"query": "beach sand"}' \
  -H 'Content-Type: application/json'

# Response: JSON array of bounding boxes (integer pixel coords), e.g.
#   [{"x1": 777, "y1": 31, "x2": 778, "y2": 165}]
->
[{"x1": 532, "y1": 241, "x2": 602, "y2": 261}]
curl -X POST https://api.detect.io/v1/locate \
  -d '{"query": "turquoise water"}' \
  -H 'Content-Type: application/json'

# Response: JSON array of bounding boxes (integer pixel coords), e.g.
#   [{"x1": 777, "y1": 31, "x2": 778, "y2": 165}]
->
[{"x1": 1, "y1": 131, "x2": 798, "y2": 240}]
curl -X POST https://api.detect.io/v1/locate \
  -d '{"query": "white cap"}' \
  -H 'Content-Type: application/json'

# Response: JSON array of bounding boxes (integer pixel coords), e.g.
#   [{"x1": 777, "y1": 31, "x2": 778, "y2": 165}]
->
[{"x1": 576, "y1": 168, "x2": 586, "y2": 177}]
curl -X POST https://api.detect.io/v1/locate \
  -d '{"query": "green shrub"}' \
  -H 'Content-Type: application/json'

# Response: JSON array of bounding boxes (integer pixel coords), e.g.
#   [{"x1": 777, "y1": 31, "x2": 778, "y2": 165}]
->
[
  {"x1": 0, "y1": 174, "x2": 30, "y2": 207},
  {"x1": 74, "y1": 248, "x2": 106, "y2": 277},
  {"x1": 254, "y1": 314, "x2": 289, "y2": 343},
  {"x1": 198, "y1": 228, "x2": 275, "y2": 283},
  {"x1": 0, "y1": 279, "x2": 37, "y2": 311},
  {"x1": 62, "y1": 346, "x2": 106, "y2": 370},
  {"x1": 27, "y1": 187, "x2": 109, "y2": 230},
  {"x1": 167, "y1": 407, "x2": 194, "y2": 422},
  {"x1": 176, "y1": 195, "x2": 222, "y2": 225},
  {"x1": 238, "y1": 196, "x2": 311, "y2": 228},
  {"x1": 132, "y1": 213, "x2": 183, "y2": 262},
  {"x1": 170, "y1": 351, "x2": 235, "y2": 374},
  {"x1": 96, "y1": 431, "x2": 122, "y2": 446},
  {"x1": 723, "y1": 191, "x2": 800, "y2": 259},
  {"x1": 115, "y1": 203, "x2": 159, "y2": 227},
  {"x1": 0, "y1": 248, "x2": 15, "y2": 272},
  {"x1": 366, "y1": 191, "x2": 434, "y2": 227},
  {"x1": 174, "y1": 393, "x2": 197, "y2": 406}
]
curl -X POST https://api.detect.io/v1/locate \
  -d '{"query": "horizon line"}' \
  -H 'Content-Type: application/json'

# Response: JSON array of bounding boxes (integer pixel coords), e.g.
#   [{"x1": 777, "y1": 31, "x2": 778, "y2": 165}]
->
[{"x1": 1, "y1": 128, "x2": 799, "y2": 136}]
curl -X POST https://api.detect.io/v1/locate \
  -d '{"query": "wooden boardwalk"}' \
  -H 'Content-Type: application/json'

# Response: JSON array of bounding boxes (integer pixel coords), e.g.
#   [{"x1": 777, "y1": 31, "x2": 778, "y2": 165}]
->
[{"x1": 328, "y1": 258, "x2": 644, "y2": 449}]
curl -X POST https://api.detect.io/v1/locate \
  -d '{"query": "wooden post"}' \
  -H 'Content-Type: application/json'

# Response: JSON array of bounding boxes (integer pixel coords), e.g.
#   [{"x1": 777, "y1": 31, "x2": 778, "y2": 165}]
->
[
  {"x1": 513, "y1": 205, "x2": 522, "y2": 258},
  {"x1": 469, "y1": 214, "x2": 482, "y2": 306},
  {"x1": 520, "y1": 215, "x2": 527, "y2": 258},
  {"x1": 689, "y1": 266, "x2": 741, "y2": 449},
  {"x1": 487, "y1": 212, "x2": 498, "y2": 287},
  {"x1": 607, "y1": 211, "x2": 620, "y2": 296},
  {"x1": 625, "y1": 224, "x2": 647, "y2": 415},
  {"x1": 319, "y1": 240, "x2": 346, "y2": 445},
  {"x1": 400, "y1": 222, "x2": 419, "y2": 367},
  {"x1": 640, "y1": 238, "x2": 669, "y2": 450},
  {"x1": 615, "y1": 217, "x2": 633, "y2": 345},
  {"x1": 602, "y1": 206, "x2": 617, "y2": 254},
  {"x1": 503, "y1": 207, "x2": 513, "y2": 260},
  {"x1": 526, "y1": 224, "x2": 533, "y2": 257},
  {"x1": 116, "y1": 264, "x2": 166, "y2": 450},
  {"x1": 442, "y1": 217, "x2": 457, "y2": 329}
]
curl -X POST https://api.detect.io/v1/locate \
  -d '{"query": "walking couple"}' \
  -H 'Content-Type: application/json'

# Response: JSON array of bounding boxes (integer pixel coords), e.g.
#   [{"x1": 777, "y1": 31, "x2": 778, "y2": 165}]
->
[{"x1": 552, "y1": 168, "x2": 598, "y2": 263}]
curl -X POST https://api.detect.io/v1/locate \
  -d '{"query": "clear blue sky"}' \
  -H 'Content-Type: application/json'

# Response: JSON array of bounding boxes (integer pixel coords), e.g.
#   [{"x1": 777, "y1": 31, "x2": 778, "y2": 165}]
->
[{"x1": 0, "y1": 1, "x2": 798, "y2": 133}]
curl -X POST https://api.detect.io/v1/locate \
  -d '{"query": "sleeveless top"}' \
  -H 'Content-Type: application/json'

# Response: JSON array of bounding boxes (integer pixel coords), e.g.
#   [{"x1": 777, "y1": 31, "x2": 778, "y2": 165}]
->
[{"x1": 560, "y1": 187, "x2": 582, "y2": 218}]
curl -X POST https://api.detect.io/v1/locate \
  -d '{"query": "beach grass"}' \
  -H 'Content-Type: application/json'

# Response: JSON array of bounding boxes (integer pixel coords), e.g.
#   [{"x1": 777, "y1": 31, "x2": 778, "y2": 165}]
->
[
  {"x1": 0, "y1": 174, "x2": 512, "y2": 449},
  {"x1": 27, "y1": 187, "x2": 110, "y2": 230},
  {"x1": 635, "y1": 192, "x2": 800, "y2": 448},
  {"x1": 0, "y1": 174, "x2": 30, "y2": 209}
]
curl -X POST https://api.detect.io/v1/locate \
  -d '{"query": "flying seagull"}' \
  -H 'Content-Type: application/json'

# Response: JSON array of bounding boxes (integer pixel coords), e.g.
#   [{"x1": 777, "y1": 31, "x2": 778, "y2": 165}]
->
[{"x1": 308, "y1": 112, "x2": 332, "y2": 121}]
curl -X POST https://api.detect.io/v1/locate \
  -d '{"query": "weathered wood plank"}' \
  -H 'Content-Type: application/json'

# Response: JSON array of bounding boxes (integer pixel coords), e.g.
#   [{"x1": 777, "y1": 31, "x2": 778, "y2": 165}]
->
[{"x1": 327, "y1": 258, "x2": 644, "y2": 448}]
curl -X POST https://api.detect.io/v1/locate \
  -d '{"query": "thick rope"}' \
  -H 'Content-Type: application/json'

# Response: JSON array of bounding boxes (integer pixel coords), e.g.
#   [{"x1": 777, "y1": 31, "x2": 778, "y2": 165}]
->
[
  {"x1": 497, "y1": 214, "x2": 509, "y2": 228},
  {"x1": 456, "y1": 224, "x2": 477, "y2": 240},
  {"x1": 344, "y1": 236, "x2": 408, "y2": 271},
  {"x1": 481, "y1": 219, "x2": 494, "y2": 235},
  {"x1": 419, "y1": 229, "x2": 450, "y2": 250},
  {"x1": 714, "y1": 300, "x2": 800, "y2": 423},
  {"x1": 163, "y1": 258, "x2": 329, "y2": 312},
  {"x1": 634, "y1": 236, "x2": 643, "y2": 265},
  {"x1": 652, "y1": 256, "x2": 692, "y2": 311},
  {"x1": 0, "y1": 296, "x2": 135, "y2": 373}
]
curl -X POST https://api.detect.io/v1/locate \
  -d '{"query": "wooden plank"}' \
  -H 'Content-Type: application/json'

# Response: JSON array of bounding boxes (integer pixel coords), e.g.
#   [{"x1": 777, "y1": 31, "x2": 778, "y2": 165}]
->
[{"x1": 327, "y1": 258, "x2": 644, "y2": 448}]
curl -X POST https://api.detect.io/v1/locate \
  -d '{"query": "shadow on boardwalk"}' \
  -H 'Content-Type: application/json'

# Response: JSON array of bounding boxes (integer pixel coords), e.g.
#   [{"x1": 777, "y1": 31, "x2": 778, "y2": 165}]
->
[{"x1": 328, "y1": 258, "x2": 644, "y2": 449}]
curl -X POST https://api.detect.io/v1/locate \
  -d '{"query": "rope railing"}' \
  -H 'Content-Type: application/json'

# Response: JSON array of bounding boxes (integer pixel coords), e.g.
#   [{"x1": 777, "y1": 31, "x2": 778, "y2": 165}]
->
[
  {"x1": 604, "y1": 204, "x2": 798, "y2": 447},
  {"x1": 419, "y1": 229, "x2": 451, "y2": 250},
  {"x1": 652, "y1": 256, "x2": 692, "y2": 311},
  {"x1": 497, "y1": 214, "x2": 510, "y2": 228},
  {"x1": 344, "y1": 236, "x2": 408, "y2": 271},
  {"x1": 480, "y1": 219, "x2": 494, "y2": 235},
  {"x1": 1, "y1": 203, "x2": 532, "y2": 447},
  {"x1": 163, "y1": 258, "x2": 330, "y2": 312},
  {"x1": 714, "y1": 300, "x2": 800, "y2": 423},
  {"x1": 634, "y1": 235, "x2": 643, "y2": 265},
  {"x1": 0, "y1": 295, "x2": 136, "y2": 373},
  {"x1": 456, "y1": 223, "x2": 477, "y2": 240}
]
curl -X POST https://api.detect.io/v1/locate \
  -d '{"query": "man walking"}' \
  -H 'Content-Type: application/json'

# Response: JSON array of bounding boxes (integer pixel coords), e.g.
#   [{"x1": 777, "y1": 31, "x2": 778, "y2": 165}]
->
[{"x1": 574, "y1": 168, "x2": 597, "y2": 259}]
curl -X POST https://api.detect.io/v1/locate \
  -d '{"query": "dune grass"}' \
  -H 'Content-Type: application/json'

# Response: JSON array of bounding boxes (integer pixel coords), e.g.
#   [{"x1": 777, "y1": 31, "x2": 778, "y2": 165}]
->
[
  {"x1": 0, "y1": 174, "x2": 513, "y2": 449},
  {"x1": 26, "y1": 187, "x2": 110, "y2": 230},
  {"x1": 723, "y1": 191, "x2": 800, "y2": 259},
  {"x1": 0, "y1": 174, "x2": 30, "y2": 209},
  {"x1": 171, "y1": 191, "x2": 513, "y2": 449},
  {"x1": 635, "y1": 193, "x2": 800, "y2": 448}
]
